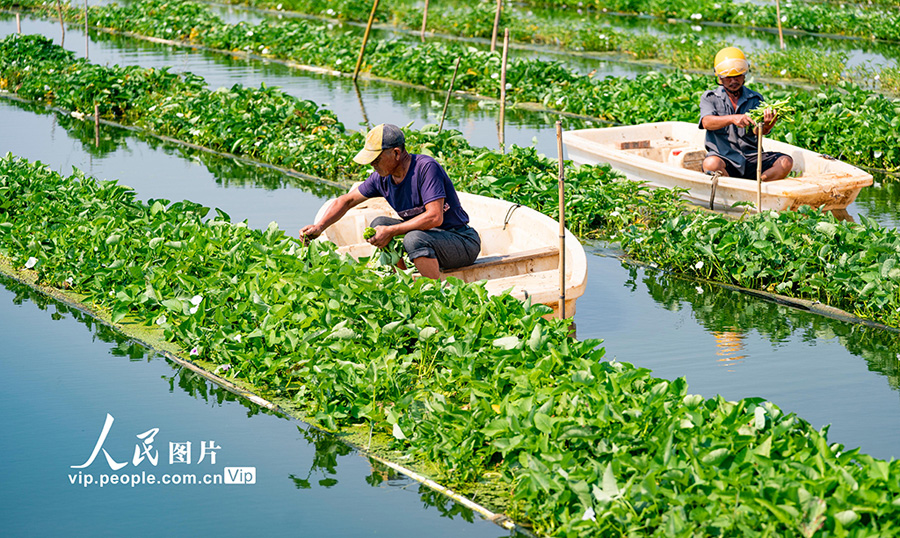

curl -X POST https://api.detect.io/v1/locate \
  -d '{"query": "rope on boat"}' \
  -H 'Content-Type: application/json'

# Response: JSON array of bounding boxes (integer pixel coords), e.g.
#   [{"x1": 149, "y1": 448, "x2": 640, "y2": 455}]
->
[{"x1": 503, "y1": 203, "x2": 522, "y2": 230}]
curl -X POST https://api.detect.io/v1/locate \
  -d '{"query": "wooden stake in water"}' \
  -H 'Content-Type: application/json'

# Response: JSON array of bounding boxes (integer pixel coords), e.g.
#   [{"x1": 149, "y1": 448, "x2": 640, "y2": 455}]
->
[
  {"x1": 420, "y1": 0, "x2": 429, "y2": 42},
  {"x1": 94, "y1": 103, "x2": 100, "y2": 147},
  {"x1": 756, "y1": 124, "x2": 763, "y2": 211},
  {"x1": 353, "y1": 0, "x2": 380, "y2": 82},
  {"x1": 438, "y1": 58, "x2": 461, "y2": 134},
  {"x1": 56, "y1": 0, "x2": 65, "y2": 47},
  {"x1": 85, "y1": 0, "x2": 89, "y2": 59},
  {"x1": 490, "y1": 0, "x2": 502, "y2": 53},
  {"x1": 499, "y1": 29, "x2": 509, "y2": 153},
  {"x1": 16, "y1": 13, "x2": 21, "y2": 34},
  {"x1": 556, "y1": 121, "x2": 566, "y2": 319},
  {"x1": 775, "y1": 0, "x2": 785, "y2": 50}
]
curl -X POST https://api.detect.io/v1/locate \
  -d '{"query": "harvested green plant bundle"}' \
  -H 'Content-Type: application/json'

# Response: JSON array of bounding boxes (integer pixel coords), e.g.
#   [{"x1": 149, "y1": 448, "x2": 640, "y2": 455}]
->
[
  {"x1": 748, "y1": 99, "x2": 796, "y2": 124},
  {"x1": 363, "y1": 227, "x2": 406, "y2": 267}
]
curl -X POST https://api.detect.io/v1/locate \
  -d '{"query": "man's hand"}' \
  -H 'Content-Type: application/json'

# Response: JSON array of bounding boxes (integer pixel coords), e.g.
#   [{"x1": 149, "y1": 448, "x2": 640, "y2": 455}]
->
[
  {"x1": 731, "y1": 114, "x2": 753, "y2": 128},
  {"x1": 366, "y1": 225, "x2": 395, "y2": 249},
  {"x1": 762, "y1": 108, "x2": 778, "y2": 134},
  {"x1": 299, "y1": 224, "x2": 323, "y2": 244}
]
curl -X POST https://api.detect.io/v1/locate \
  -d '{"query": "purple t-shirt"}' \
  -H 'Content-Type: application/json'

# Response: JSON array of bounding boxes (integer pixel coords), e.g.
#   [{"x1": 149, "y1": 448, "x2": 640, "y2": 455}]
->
[{"x1": 357, "y1": 154, "x2": 470, "y2": 230}]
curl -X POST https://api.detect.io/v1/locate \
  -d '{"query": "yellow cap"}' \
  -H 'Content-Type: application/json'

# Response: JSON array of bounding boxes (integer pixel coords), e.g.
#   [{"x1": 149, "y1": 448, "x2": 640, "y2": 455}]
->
[
  {"x1": 714, "y1": 47, "x2": 749, "y2": 77},
  {"x1": 353, "y1": 124, "x2": 406, "y2": 165}
]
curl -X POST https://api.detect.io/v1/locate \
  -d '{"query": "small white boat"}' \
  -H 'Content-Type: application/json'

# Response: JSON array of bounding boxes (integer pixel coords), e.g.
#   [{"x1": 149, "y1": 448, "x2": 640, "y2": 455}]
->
[
  {"x1": 314, "y1": 190, "x2": 587, "y2": 318},
  {"x1": 563, "y1": 121, "x2": 872, "y2": 212}
]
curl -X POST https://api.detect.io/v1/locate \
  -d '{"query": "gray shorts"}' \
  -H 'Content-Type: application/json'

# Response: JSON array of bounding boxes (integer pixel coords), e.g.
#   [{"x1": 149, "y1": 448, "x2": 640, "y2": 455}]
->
[{"x1": 370, "y1": 216, "x2": 481, "y2": 270}]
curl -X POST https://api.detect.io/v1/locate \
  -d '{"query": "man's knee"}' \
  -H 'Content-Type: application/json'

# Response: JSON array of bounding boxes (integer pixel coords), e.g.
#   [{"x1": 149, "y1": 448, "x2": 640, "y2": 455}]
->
[
  {"x1": 703, "y1": 155, "x2": 727, "y2": 174},
  {"x1": 370, "y1": 216, "x2": 399, "y2": 227},
  {"x1": 403, "y1": 231, "x2": 435, "y2": 259},
  {"x1": 779, "y1": 155, "x2": 794, "y2": 171}
]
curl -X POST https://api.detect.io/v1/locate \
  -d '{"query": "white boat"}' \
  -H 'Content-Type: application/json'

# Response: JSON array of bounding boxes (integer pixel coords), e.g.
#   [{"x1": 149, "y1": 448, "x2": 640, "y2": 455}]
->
[
  {"x1": 314, "y1": 190, "x2": 587, "y2": 318},
  {"x1": 563, "y1": 121, "x2": 872, "y2": 213}
]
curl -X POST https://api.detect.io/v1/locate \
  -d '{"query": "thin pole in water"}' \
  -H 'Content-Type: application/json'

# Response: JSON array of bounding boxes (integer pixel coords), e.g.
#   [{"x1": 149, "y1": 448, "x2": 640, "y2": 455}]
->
[
  {"x1": 490, "y1": 0, "x2": 502, "y2": 53},
  {"x1": 94, "y1": 103, "x2": 100, "y2": 147},
  {"x1": 353, "y1": 0, "x2": 380, "y2": 82},
  {"x1": 56, "y1": 0, "x2": 65, "y2": 47},
  {"x1": 85, "y1": 0, "x2": 89, "y2": 59},
  {"x1": 499, "y1": 28, "x2": 509, "y2": 153},
  {"x1": 556, "y1": 121, "x2": 566, "y2": 319},
  {"x1": 775, "y1": 0, "x2": 785, "y2": 50},
  {"x1": 438, "y1": 58, "x2": 461, "y2": 134},
  {"x1": 420, "y1": 0, "x2": 429, "y2": 42},
  {"x1": 16, "y1": 13, "x2": 20, "y2": 34},
  {"x1": 756, "y1": 124, "x2": 763, "y2": 211}
]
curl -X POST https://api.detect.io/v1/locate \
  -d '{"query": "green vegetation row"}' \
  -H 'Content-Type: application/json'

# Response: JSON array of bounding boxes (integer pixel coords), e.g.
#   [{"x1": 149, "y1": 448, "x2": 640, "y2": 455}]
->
[
  {"x1": 4, "y1": 153, "x2": 900, "y2": 536},
  {"x1": 6, "y1": 0, "x2": 900, "y2": 173},
  {"x1": 522, "y1": 0, "x2": 900, "y2": 42},
  {"x1": 10, "y1": 0, "x2": 900, "y2": 94},
  {"x1": 224, "y1": 0, "x2": 900, "y2": 92},
  {"x1": 5, "y1": 33, "x2": 900, "y2": 328}
]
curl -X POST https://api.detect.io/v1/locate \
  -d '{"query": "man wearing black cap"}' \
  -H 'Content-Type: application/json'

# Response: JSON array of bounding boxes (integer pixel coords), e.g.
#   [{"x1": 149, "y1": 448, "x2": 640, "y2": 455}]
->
[{"x1": 300, "y1": 124, "x2": 480, "y2": 280}]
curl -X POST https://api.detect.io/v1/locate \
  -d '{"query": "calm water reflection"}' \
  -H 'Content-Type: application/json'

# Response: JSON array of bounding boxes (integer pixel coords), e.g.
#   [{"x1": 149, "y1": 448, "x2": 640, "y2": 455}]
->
[
  {"x1": 0, "y1": 276, "x2": 506, "y2": 537},
  {"x1": 577, "y1": 248, "x2": 900, "y2": 460}
]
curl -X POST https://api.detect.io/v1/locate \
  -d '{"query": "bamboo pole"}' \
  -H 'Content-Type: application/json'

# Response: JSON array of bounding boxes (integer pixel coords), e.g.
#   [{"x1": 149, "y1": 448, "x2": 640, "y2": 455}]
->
[
  {"x1": 499, "y1": 28, "x2": 509, "y2": 153},
  {"x1": 16, "y1": 13, "x2": 21, "y2": 34},
  {"x1": 85, "y1": 0, "x2": 89, "y2": 58},
  {"x1": 490, "y1": 0, "x2": 502, "y2": 53},
  {"x1": 756, "y1": 125, "x2": 763, "y2": 211},
  {"x1": 353, "y1": 0, "x2": 380, "y2": 82},
  {"x1": 556, "y1": 121, "x2": 566, "y2": 319},
  {"x1": 55, "y1": 0, "x2": 65, "y2": 47},
  {"x1": 438, "y1": 57, "x2": 461, "y2": 134},
  {"x1": 775, "y1": 0, "x2": 785, "y2": 50},
  {"x1": 94, "y1": 103, "x2": 100, "y2": 147},
  {"x1": 420, "y1": 0, "x2": 429, "y2": 42}
]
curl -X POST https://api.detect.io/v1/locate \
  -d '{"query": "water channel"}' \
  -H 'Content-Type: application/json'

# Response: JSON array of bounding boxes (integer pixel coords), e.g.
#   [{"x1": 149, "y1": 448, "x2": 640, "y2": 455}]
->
[{"x1": 2, "y1": 12, "x2": 900, "y2": 534}]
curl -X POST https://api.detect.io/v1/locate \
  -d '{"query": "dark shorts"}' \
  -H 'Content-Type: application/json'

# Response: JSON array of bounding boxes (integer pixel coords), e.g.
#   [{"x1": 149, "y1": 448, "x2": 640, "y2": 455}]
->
[
  {"x1": 713, "y1": 151, "x2": 790, "y2": 180},
  {"x1": 370, "y1": 216, "x2": 481, "y2": 270}
]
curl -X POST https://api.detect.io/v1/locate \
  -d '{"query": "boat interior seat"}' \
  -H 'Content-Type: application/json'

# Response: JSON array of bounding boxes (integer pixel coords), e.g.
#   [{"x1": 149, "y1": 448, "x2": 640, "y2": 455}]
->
[
  {"x1": 468, "y1": 246, "x2": 559, "y2": 270},
  {"x1": 443, "y1": 246, "x2": 560, "y2": 280}
]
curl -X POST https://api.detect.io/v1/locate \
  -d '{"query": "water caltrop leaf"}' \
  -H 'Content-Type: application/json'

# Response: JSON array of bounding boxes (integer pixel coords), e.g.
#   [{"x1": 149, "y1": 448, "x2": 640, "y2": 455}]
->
[
  {"x1": 419, "y1": 326, "x2": 437, "y2": 340},
  {"x1": 702, "y1": 448, "x2": 730, "y2": 466},
  {"x1": 533, "y1": 412, "x2": 552, "y2": 434},
  {"x1": 755, "y1": 436, "x2": 773, "y2": 458},
  {"x1": 162, "y1": 298, "x2": 183, "y2": 311},
  {"x1": 493, "y1": 335, "x2": 520, "y2": 349},
  {"x1": 834, "y1": 510, "x2": 859, "y2": 526},
  {"x1": 754, "y1": 406, "x2": 766, "y2": 430},
  {"x1": 592, "y1": 464, "x2": 620, "y2": 503},
  {"x1": 392, "y1": 423, "x2": 407, "y2": 440}
]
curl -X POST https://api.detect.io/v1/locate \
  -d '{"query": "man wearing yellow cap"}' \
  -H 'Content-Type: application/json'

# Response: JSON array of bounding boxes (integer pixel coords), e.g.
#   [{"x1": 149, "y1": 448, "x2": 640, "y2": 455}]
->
[
  {"x1": 700, "y1": 47, "x2": 793, "y2": 181},
  {"x1": 300, "y1": 124, "x2": 480, "y2": 280}
]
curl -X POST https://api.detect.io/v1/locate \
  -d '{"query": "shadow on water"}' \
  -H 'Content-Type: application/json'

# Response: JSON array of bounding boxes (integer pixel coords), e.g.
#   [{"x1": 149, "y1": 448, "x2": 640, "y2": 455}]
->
[{"x1": 633, "y1": 265, "x2": 900, "y2": 390}]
